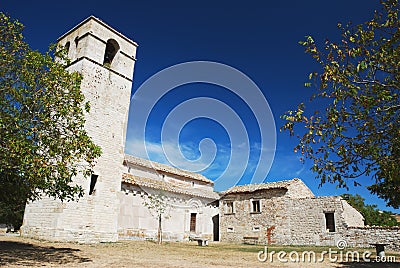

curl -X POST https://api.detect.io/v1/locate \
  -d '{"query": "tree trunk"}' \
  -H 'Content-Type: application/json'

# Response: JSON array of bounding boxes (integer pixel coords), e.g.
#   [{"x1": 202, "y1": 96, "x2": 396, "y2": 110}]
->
[{"x1": 157, "y1": 214, "x2": 162, "y2": 244}]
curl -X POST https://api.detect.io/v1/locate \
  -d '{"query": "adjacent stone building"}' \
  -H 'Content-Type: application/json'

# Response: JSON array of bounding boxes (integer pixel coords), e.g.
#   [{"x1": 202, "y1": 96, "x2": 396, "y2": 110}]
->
[
  {"x1": 219, "y1": 179, "x2": 365, "y2": 245},
  {"x1": 219, "y1": 178, "x2": 400, "y2": 251}
]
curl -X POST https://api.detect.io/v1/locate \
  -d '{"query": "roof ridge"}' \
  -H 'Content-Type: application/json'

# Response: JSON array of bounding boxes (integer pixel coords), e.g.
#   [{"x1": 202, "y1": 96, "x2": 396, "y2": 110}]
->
[
  {"x1": 222, "y1": 178, "x2": 303, "y2": 194},
  {"x1": 231, "y1": 178, "x2": 301, "y2": 187}
]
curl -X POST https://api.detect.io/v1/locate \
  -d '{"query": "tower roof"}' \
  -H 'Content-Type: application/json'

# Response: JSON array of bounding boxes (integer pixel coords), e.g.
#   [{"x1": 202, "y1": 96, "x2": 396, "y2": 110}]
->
[{"x1": 57, "y1": 15, "x2": 138, "y2": 47}]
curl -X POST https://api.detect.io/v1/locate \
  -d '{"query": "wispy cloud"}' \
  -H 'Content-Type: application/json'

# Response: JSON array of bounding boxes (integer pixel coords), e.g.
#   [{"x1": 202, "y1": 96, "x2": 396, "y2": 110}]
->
[
  {"x1": 125, "y1": 137, "x2": 276, "y2": 191},
  {"x1": 125, "y1": 138, "x2": 216, "y2": 173}
]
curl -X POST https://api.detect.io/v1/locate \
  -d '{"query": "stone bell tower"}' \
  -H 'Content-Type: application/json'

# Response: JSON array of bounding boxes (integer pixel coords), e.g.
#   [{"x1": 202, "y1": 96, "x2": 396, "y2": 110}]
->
[{"x1": 21, "y1": 16, "x2": 137, "y2": 242}]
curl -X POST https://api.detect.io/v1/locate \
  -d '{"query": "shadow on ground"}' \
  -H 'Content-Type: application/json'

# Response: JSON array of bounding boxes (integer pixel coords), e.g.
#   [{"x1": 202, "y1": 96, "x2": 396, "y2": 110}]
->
[{"x1": 0, "y1": 241, "x2": 92, "y2": 266}]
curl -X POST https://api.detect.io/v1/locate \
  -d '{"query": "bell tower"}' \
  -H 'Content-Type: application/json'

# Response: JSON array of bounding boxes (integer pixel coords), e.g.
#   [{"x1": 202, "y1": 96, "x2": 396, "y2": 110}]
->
[{"x1": 21, "y1": 16, "x2": 137, "y2": 242}]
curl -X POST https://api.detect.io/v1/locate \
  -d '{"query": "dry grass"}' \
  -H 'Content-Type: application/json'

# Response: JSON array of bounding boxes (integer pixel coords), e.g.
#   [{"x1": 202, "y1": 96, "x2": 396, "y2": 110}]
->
[{"x1": 0, "y1": 235, "x2": 398, "y2": 267}]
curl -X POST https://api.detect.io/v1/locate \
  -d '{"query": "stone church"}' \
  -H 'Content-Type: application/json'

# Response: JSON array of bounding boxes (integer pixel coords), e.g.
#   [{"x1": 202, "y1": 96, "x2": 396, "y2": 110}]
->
[{"x1": 20, "y1": 17, "x2": 400, "y2": 250}]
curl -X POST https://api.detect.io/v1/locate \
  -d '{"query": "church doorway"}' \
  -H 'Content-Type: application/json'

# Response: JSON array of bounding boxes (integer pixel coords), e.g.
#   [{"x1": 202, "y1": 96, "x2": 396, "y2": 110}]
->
[{"x1": 212, "y1": 215, "x2": 219, "y2": 241}]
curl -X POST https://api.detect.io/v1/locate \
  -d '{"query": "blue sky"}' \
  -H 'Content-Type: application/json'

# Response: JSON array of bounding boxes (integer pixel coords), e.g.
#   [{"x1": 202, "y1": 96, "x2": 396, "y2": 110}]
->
[{"x1": 3, "y1": 1, "x2": 398, "y2": 213}]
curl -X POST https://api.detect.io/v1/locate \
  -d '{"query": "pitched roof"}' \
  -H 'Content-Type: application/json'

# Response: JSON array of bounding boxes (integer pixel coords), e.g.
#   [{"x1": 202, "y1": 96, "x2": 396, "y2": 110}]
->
[
  {"x1": 222, "y1": 180, "x2": 288, "y2": 194},
  {"x1": 124, "y1": 154, "x2": 213, "y2": 184},
  {"x1": 222, "y1": 178, "x2": 314, "y2": 198},
  {"x1": 122, "y1": 173, "x2": 220, "y2": 200}
]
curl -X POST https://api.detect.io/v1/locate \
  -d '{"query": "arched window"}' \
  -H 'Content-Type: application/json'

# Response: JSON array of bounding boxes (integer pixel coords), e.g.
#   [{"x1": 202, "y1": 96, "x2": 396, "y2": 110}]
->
[
  {"x1": 103, "y1": 39, "x2": 119, "y2": 66},
  {"x1": 74, "y1": 36, "x2": 79, "y2": 47}
]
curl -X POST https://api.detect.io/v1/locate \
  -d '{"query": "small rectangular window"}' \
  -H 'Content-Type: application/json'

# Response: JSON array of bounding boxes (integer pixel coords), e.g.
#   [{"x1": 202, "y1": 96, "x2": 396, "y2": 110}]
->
[
  {"x1": 225, "y1": 201, "x2": 234, "y2": 214},
  {"x1": 227, "y1": 227, "x2": 234, "y2": 232},
  {"x1": 325, "y1": 212, "x2": 335, "y2": 232},
  {"x1": 252, "y1": 226, "x2": 260, "y2": 232},
  {"x1": 89, "y1": 174, "x2": 98, "y2": 195},
  {"x1": 251, "y1": 200, "x2": 261, "y2": 213}
]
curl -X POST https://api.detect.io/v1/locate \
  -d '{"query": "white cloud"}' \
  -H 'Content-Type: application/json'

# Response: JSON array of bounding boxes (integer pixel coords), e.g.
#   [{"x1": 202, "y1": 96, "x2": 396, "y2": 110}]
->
[
  {"x1": 125, "y1": 137, "x2": 277, "y2": 191},
  {"x1": 125, "y1": 138, "x2": 216, "y2": 173}
]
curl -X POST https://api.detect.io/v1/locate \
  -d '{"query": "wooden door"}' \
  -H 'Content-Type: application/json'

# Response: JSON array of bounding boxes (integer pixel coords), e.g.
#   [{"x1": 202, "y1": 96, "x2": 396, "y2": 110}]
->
[{"x1": 190, "y1": 213, "x2": 196, "y2": 232}]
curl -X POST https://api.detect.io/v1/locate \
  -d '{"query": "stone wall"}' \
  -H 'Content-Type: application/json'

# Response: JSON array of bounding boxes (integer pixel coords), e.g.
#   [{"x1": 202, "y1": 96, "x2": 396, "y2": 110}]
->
[
  {"x1": 285, "y1": 179, "x2": 315, "y2": 198},
  {"x1": 219, "y1": 189, "x2": 289, "y2": 244},
  {"x1": 343, "y1": 227, "x2": 400, "y2": 251},
  {"x1": 284, "y1": 196, "x2": 363, "y2": 246},
  {"x1": 341, "y1": 200, "x2": 365, "y2": 227}
]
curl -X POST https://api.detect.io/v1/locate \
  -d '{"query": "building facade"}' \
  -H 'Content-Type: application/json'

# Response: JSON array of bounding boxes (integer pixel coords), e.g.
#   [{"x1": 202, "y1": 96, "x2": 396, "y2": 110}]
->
[{"x1": 118, "y1": 155, "x2": 219, "y2": 241}]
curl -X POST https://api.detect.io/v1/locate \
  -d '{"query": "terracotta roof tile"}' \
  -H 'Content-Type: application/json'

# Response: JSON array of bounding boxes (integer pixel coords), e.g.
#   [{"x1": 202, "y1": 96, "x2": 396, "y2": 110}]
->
[
  {"x1": 222, "y1": 178, "x2": 302, "y2": 195},
  {"x1": 122, "y1": 173, "x2": 220, "y2": 200},
  {"x1": 124, "y1": 154, "x2": 213, "y2": 185}
]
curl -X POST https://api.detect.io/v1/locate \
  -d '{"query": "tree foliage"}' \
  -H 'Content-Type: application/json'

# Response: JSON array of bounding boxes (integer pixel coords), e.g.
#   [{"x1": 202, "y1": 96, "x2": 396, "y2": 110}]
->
[
  {"x1": 342, "y1": 194, "x2": 398, "y2": 226},
  {"x1": 281, "y1": 1, "x2": 400, "y2": 208},
  {"x1": 0, "y1": 13, "x2": 101, "y2": 226}
]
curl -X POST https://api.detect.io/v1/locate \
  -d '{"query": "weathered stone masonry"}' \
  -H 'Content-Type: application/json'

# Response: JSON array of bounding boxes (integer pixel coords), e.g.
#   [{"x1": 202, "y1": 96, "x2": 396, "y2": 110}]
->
[
  {"x1": 21, "y1": 16, "x2": 138, "y2": 243},
  {"x1": 219, "y1": 178, "x2": 399, "y2": 251},
  {"x1": 344, "y1": 227, "x2": 400, "y2": 251}
]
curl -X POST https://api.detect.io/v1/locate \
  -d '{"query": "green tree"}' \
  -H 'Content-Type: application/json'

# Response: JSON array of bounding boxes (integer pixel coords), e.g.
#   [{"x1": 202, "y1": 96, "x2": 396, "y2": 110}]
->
[
  {"x1": 342, "y1": 194, "x2": 398, "y2": 226},
  {"x1": 281, "y1": 1, "x2": 400, "y2": 208},
  {"x1": 142, "y1": 192, "x2": 170, "y2": 244},
  {"x1": 0, "y1": 13, "x2": 101, "y2": 228}
]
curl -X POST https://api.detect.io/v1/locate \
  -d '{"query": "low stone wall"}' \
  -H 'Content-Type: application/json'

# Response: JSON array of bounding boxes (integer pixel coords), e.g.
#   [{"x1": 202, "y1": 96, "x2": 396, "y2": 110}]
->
[{"x1": 343, "y1": 226, "x2": 400, "y2": 251}]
